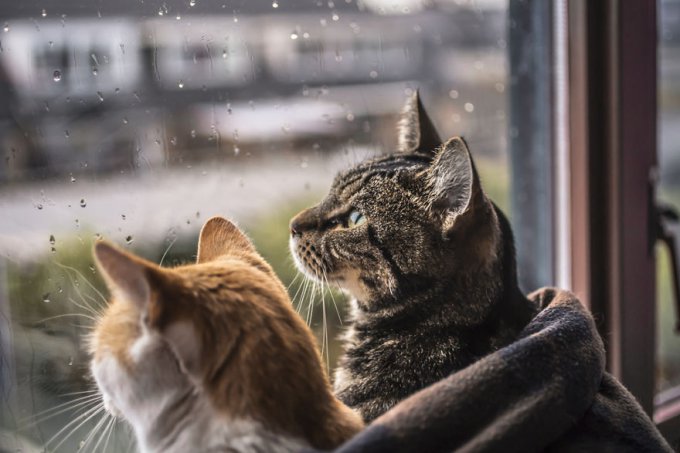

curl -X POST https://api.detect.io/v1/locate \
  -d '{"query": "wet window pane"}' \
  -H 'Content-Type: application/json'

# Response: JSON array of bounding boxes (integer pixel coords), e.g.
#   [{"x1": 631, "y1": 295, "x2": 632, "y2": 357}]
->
[
  {"x1": 656, "y1": 0, "x2": 680, "y2": 399},
  {"x1": 0, "y1": 1, "x2": 510, "y2": 450}
]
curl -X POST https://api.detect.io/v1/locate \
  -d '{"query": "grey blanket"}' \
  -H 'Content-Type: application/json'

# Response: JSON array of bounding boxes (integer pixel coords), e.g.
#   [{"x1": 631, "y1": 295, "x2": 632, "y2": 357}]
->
[{"x1": 317, "y1": 288, "x2": 672, "y2": 453}]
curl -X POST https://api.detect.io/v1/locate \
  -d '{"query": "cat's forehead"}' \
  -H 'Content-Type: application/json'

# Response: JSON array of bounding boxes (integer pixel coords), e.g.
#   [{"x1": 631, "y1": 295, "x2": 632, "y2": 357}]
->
[{"x1": 330, "y1": 153, "x2": 431, "y2": 201}]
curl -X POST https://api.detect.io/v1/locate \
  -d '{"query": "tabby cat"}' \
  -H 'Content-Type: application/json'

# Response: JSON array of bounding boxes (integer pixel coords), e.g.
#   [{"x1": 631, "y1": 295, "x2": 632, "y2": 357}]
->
[
  {"x1": 90, "y1": 217, "x2": 363, "y2": 453},
  {"x1": 290, "y1": 92, "x2": 537, "y2": 422}
]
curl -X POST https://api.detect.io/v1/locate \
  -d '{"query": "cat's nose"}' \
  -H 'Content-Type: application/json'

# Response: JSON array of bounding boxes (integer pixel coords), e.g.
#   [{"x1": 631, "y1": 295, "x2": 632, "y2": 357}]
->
[{"x1": 290, "y1": 210, "x2": 316, "y2": 237}]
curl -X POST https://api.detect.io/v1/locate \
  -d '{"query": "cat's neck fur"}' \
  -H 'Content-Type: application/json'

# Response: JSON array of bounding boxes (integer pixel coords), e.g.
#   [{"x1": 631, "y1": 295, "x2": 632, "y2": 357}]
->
[
  {"x1": 335, "y1": 206, "x2": 537, "y2": 422},
  {"x1": 134, "y1": 389, "x2": 306, "y2": 453}
]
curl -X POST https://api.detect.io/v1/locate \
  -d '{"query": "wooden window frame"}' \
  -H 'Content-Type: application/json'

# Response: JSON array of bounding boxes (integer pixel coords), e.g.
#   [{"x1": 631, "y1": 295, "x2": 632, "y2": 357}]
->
[{"x1": 565, "y1": 0, "x2": 680, "y2": 445}]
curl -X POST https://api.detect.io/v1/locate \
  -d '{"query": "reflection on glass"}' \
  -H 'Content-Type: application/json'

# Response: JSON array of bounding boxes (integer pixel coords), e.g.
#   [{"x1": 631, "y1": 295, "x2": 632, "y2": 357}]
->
[
  {"x1": 657, "y1": 0, "x2": 680, "y2": 400},
  {"x1": 0, "y1": 1, "x2": 509, "y2": 450}
]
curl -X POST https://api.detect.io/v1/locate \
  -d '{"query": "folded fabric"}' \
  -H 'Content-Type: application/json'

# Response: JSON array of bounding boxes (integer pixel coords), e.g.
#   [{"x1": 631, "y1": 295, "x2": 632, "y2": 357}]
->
[{"x1": 312, "y1": 288, "x2": 672, "y2": 453}]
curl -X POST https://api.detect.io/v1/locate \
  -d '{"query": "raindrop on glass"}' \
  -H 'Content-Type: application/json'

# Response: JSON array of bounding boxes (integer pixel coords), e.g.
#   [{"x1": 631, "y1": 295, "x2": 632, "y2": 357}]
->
[
  {"x1": 222, "y1": 50, "x2": 227, "y2": 59},
  {"x1": 36, "y1": 203, "x2": 43, "y2": 210},
  {"x1": 64, "y1": 129, "x2": 70, "y2": 138},
  {"x1": 53, "y1": 70, "x2": 62, "y2": 82},
  {"x1": 170, "y1": 136, "x2": 177, "y2": 146},
  {"x1": 49, "y1": 234, "x2": 55, "y2": 245},
  {"x1": 233, "y1": 145, "x2": 240, "y2": 156},
  {"x1": 449, "y1": 90, "x2": 459, "y2": 99},
  {"x1": 272, "y1": 0, "x2": 279, "y2": 7},
  {"x1": 3, "y1": 23, "x2": 9, "y2": 33},
  {"x1": 178, "y1": 80, "x2": 184, "y2": 88},
  {"x1": 41, "y1": 9, "x2": 47, "y2": 17},
  {"x1": 176, "y1": 14, "x2": 181, "y2": 20},
  {"x1": 121, "y1": 214, "x2": 126, "y2": 220},
  {"x1": 464, "y1": 102, "x2": 474, "y2": 113},
  {"x1": 68, "y1": 356, "x2": 74, "y2": 366},
  {"x1": 70, "y1": 174, "x2": 76, "y2": 182},
  {"x1": 290, "y1": 31, "x2": 298, "y2": 40},
  {"x1": 369, "y1": 70, "x2": 378, "y2": 79},
  {"x1": 97, "y1": 91, "x2": 104, "y2": 102},
  {"x1": 332, "y1": 12, "x2": 339, "y2": 21},
  {"x1": 125, "y1": 235, "x2": 134, "y2": 244},
  {"x1": 92, "y1": 67, "x2": 98, "y2": 76},
  {"x1": 346, "y1": 112, "x2": 355, "y2": 122},
  {"x1": 190, "y1": 129, "x2": 196, "y2": 138},
  {"x1": 42, "y1": 293, "x2": 50, "y2": 303},
  {"x1": 189, "y1": 0, "x2": 196, "y2": 6},
  {"x1": 80, "y1": 198, "x2": 86, "y2": 208},
  {"x1": 122, "y1": 117, "x2": 128, "y2": 125}
]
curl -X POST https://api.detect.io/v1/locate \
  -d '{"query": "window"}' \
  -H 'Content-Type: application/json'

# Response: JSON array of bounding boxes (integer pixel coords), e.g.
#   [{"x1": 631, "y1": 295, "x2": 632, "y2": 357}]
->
[{"x1": 0, "y1": 1, "x2": 514, "y2": 450}]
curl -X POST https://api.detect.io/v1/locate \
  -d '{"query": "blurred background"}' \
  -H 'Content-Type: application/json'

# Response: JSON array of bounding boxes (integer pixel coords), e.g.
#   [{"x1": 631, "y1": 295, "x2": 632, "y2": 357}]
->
[{"x1": 0, "y1": 0, "x2": 677, "y2": 451}]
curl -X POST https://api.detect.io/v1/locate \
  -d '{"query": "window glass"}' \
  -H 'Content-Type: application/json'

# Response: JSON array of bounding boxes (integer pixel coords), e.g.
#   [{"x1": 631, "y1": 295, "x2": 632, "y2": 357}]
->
[
  {"x1": 0, "y1": 1, "x2": 510, "y2": 450},
  {"x1": 656, "y1": 0, "x2": 680, "y2": 399}
]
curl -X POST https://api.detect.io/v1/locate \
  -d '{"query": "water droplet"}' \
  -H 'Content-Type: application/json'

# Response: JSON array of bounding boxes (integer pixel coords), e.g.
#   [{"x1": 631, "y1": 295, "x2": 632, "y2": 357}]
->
[
  {"x1": 449, "y1": 90, "x2": 459, "y2": 99},
  {"x1": 64, "y1": 130, "x2": 70, "y2": 138},
  {"x1": 58, "y1": 286, "x2": 63, "y2": 293},
  {"x1": 233, "y1": 145, "x2": 240, "y2": 156},
  {"x1": 178, "y1": 80, "x2": 184, "y2": 89},
  {"x1": 346, "y1": 112, "x2": 355, "y2": 122},
  {"x1": 79, "y1": 198, "x2": 86, "y2": 208},
  {"x1": 222, "y1": 50, "x2": 227, "y2": 59},
  {"x1": 189, "y1": 0, "x2": 196, "y2": 6},
  {"x1": 51, "y1": 247, "x2": 56, "y2": 253},
  {"x1": 190, "y1": 129, "x2": 196, "y2": 138},
  {"x1": 53, "y1": 70, "x2": 62, "y2": 82},
  {"x1": 41, "y1": 9, "x2": 47, "y2": 17},
  {"x1": 91, "y1": 67, "x2": 98, "y2": 76},
  {"x1": 332, "y1": 12, "x2": 340, "y2": 21},
  {"x1": 272, "y1": 0, "x2": 278, "y2": 7},
  {"x1": 97, "y1": 91, "x2": 104, "y2": 102},
  {"x1": 158, "y1": 8, "x2": 164, "y2": 16},
  {"x1": 495, "y1": 82, "x2": 505, "y2": 93},
  {"x1": 122, "y1": 117, "x2": 128, "y2": 125},
  {"x1": 68, "y1": 356, "x2": 74, "y2": 366},
  {"x1": 42, "y1": 293, "x2": 50, "y2": 303},
  {"x1": 125, "y1": 235, "x2": 134, "y2": 244},
  {"x1": 464, "y1": 102, "x2": 474, "y2": 113},
  {"x1": 369, "y1": 70, "x2": 378, "y2": 79},
  {"x1": 303, "y1": 32, "x2": 310, "y2": 39},
  {"x1": 320, "y1": 18, "x2": 327, "y2": 26},
  {"x1": 170, "y1": 136, "x2": 177, "y2": 146},
  {"x1": 49, "y1": 235, "x2": 55, "y2": 244},
  {"x1": 79, "y1": 440, "x2": 85, "y2": 449},
  {"x1": 121, "y1": 214, "x2": 126, "y2": 220},
  {"x1": 290, "y1": 31, "x2": 298, "y2": 40},
  {"x1": 70, "y1": 174, "x2": 76, "y2": 183},
  {"x1": 3, "y1": 23, "x2": 9, "y2": 33},
  {"x1": 176, "y1": 14, "x2": 182, "y2": 20},
  {"x1": 75, "y1": 219, "x2": 80, "y2": 228}
]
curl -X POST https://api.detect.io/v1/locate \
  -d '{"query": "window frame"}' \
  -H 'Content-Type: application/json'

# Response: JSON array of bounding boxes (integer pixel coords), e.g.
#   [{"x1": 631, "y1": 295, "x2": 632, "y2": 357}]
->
[{"x1": 563, "y1": 0, "x2": 680, "y2": 445}]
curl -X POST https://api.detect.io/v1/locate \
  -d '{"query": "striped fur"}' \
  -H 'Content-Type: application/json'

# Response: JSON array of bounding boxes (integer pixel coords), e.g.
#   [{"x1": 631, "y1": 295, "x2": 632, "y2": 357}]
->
[{"x1": 290, "y1": 93, "x2": 536, "y2": 422}]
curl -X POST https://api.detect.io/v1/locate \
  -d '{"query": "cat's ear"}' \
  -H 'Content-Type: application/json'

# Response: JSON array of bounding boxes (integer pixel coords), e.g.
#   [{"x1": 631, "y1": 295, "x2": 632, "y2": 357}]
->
[
  {"x1": 94, "y1": 241, "x2": 156, "y2": 309},
  {"x1": 397, "y1": 90, "x2": 442, "y2": 156},
  {"x1": 427, "y1": 137, "x2": 483, "y2": 231},
  {"x1": 197, "y1": 216, "x2": 255, "y2": 263}
]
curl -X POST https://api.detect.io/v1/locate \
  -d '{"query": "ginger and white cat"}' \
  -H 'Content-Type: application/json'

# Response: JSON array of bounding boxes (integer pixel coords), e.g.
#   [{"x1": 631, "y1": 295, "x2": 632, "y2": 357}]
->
[{"x1": 90, "y1": 217, "x2": 363, "y2": 453}]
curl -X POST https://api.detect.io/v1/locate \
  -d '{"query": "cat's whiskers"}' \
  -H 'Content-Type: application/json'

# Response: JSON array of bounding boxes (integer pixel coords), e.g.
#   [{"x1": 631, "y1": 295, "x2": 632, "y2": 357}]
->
[
  {"x1": 38, "y1": 312, "x2": 97, "y2": 324},
  {"x1": 56, "y1": 261, "x2": 108, "y2": 307},
  {"x1": 158, "y1": 236, "x2": 178, "y2": 267},
  {"x1": 321, "y1": 269, "x2": 343, "y2": 325},
  {"x1": 20, "y1": 392, "x2": 101, "y2": 427},
  {"x1": 86, "y1": 411, "x2": 115, "y2": 453},
  {"x1": 44, "y1": 401, "x2": 105, "y2": 451},
  {"x1": 68, "y1": 296, "x2": 101, "y2": 318},
  {"x1": 78, "y1": 408, "x2": 111, "y2": 452},
  {"x1": 99, "y1": 415, "x2": 118, "y2": 453}
]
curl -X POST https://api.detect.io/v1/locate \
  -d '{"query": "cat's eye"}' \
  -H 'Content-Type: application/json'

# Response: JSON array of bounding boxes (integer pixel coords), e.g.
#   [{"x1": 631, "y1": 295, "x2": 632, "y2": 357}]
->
[{"x1": 348, "y1": 210, "x2": 366, "y2": 228}]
